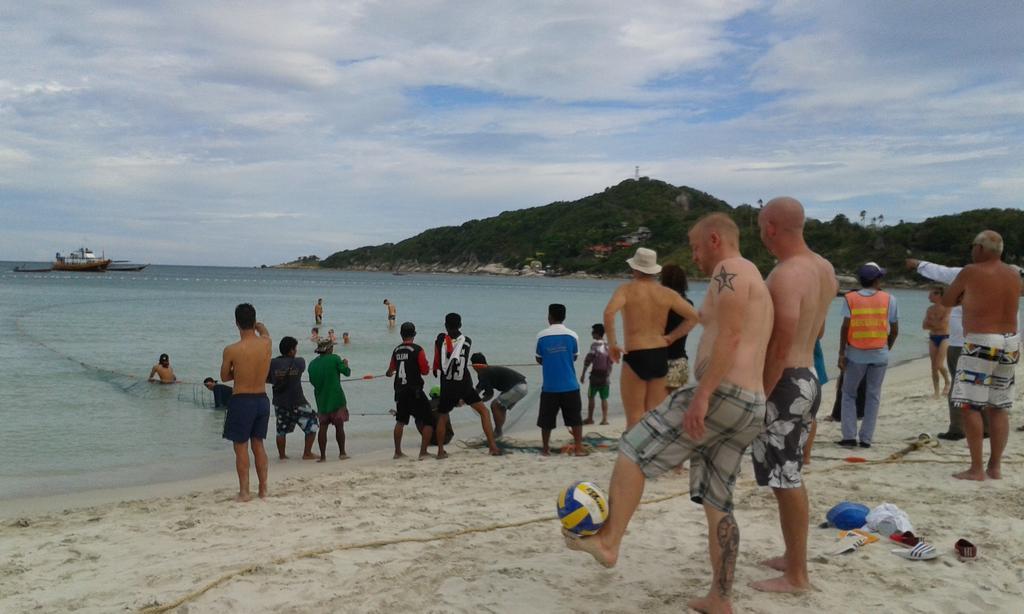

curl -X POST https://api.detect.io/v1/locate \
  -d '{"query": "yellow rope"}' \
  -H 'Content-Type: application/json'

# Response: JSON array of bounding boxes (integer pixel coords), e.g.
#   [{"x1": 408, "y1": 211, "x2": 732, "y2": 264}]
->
[{"x1": 139, "y1": 490, "x2": 691, "y2": 613}]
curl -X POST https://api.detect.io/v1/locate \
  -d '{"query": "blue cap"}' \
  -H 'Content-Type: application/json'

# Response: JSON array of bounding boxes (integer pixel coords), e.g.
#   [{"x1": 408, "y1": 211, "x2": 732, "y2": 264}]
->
[
  {"x1": 857, "y1": 262, "x2": 886, "y2": 282},
  {"x1": 826, "y1": 501, "x2": 870, "y2": 530}
]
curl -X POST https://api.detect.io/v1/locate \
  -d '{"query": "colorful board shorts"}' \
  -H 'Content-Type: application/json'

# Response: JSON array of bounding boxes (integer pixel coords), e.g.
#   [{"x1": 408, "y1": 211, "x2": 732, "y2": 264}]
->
[
  {"x1": 275, "y1": 405, "x2": 319, "y2": 437},
  {"x1": 496, "y1": 382, "x2": 528, "y2": 411},
  {"x1": 223, "y1": 393, "x2": 271, "y2": 443},
  {"x1": 665, "y1": 357, "x2": 690, "y2": 390},
  {"x1": 751, "y1": 368, "x2": 821, "y2": 489},
  {"x1": 588, "y1": 382, "x2": 610, "y2": 401},
  {"x1": 952, "y1": 333, "x2": 1020, "y2": 411},
  {"x1": 620, "y1": 383, "x2": 765, "y2": 513}
]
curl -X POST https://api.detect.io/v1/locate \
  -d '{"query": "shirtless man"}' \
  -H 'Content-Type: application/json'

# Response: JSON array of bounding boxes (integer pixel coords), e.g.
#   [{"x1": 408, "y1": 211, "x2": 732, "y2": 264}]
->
[
  {"x1": 148, "y1": 353, "x2": 176, "y2": 383},
  {"x1": 749, "y1": 197, "x2": 837, "y2": 594},
  {"x1": 566, "y1": 213, "x2": 773, "y2": 614},
  {"x1": 219, "y1": 303, "x2": 273, "y2": 501},
  {"x1": 923, "y1": 288, "x2": 951, "y2": 398},
  {"x1": 384, "y1": 299, "x2": 397, "y2": 328},
  {"x1": 314, "y1": 298, "x2": 323, "y2": 325},
  {"x1": 603, "y1": 247, "x2": 699, "y2": 427},
  {"x1": 942, "y1": 230, "x2": 1021, "y2": 481}
]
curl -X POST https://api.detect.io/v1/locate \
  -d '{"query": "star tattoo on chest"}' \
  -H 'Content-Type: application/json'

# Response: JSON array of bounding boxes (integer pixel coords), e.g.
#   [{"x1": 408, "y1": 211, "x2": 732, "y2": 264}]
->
[{"x1": 713, "y1": 267, "x2": 737, "y2": 292}]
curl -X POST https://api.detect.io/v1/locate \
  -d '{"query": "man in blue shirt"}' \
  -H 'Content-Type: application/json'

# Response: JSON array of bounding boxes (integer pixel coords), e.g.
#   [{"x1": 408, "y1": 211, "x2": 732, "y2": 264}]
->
[{"x1": 536, "y1": 303, "x2": 584, "y2": 456}]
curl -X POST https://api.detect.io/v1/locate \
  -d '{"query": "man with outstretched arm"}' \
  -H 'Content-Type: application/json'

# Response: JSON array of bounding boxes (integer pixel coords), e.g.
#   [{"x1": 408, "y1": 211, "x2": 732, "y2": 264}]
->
[
  {"x1": 220, "y1": 304, "x2": 273, "y2": 502},
  {"x1": 749, "y1": 197, "x2": 837, "y2": 594},
  {"x1": 564, "y1": 213, "x2": 773, "y2": 614},
  {"x1": 603, "y1": 247, "x2": 699, "y2": 427},
  {"x1": 942, "y1": 230, "x2": 1021, "y2": 481}
]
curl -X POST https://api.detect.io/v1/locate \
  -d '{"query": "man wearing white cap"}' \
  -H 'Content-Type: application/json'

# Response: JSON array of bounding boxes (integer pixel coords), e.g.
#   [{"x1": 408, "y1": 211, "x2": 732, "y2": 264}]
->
[
  {"x1": 836, "y1": 262, "x2": 899, "y2": 448},
  {"x1": 603, "y1": 247, "x2": 699, "y2": 427}
]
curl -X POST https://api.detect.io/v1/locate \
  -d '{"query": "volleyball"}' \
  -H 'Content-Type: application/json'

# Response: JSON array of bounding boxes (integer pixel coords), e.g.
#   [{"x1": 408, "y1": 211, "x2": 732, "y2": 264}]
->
[{"x1": 557, "y1": 481, "x2": 609, "y2": 535}]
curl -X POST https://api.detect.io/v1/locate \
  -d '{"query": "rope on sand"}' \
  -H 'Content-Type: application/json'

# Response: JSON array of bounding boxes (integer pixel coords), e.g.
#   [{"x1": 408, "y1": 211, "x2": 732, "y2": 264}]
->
[
  {"x1": 456, "y1": 432, "x2": 620, "y2": 454},
  {"x1": 137, "y1": 489, "x2": 690, "y2": 614}
]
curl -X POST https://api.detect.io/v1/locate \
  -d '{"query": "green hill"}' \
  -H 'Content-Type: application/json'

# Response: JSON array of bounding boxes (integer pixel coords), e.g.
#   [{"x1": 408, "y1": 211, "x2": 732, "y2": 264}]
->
[{"x1": 316, "y1": 178, "x2": 1024, "y2": 277}]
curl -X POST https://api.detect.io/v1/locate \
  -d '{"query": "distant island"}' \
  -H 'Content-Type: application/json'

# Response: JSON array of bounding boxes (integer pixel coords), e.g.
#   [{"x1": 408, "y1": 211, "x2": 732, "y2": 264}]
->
[{"x1": 279, "y1": 178, "x2": 1024, "y2": 280}]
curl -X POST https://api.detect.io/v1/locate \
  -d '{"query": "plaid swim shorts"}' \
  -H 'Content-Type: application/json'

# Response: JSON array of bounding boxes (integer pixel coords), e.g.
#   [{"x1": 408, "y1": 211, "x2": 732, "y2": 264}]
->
[{"x1": 619, "y1": 383, "x2": 765, "y2": 513}]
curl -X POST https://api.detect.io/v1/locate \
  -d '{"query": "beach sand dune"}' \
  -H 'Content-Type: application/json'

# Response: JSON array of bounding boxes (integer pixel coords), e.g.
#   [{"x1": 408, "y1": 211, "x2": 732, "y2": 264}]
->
[{"x1": 2, "y1": 358, "x2": 1022, "y2": 613}]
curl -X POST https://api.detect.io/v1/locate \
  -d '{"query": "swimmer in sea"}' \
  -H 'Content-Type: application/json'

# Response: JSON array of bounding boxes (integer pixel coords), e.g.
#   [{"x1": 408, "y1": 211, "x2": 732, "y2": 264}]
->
[
  {"x1": 148, "y1": 353, "x2": 176, "y2": 384},
  {"x1": 384, "y1": 299, "x2": 397, "y2": 328}
]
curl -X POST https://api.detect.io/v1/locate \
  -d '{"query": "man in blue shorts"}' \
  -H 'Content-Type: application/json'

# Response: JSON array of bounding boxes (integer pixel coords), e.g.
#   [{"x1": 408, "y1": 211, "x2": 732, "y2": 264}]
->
[
  {"x1": 220, "y1": 303, "x2": 273, "y2": 502},
  {"x1": 536, "y1": 304, "x2": 584, "y2": 456}
]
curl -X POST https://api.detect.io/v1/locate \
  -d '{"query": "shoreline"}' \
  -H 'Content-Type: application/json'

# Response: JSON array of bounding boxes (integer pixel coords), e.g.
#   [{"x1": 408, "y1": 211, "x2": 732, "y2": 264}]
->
[{"x1": 3, "y1": 354, "x2": 1023, "y2": 613}]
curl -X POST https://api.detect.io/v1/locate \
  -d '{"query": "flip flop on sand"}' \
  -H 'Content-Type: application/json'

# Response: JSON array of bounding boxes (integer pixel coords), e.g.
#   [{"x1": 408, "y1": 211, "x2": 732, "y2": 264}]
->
[
  {"x1": 892, "y1": 542, "x2": 939, "y2": 561},
  {"x1": 831, "y1": 533, "x2": 869, "y2": 555},
  {"x1": 955, "y1": 539, "x2": 978, "y2": 562},
  {"x1": 890, "y1": 531, "x2": 920, "y2": 547}
]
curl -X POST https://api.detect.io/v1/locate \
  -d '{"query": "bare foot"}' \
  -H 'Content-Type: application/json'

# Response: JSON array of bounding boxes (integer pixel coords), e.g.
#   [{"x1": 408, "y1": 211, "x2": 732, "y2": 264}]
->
[
  {"x1": 258, "y1": 486, "x2": 268, "y2": 499},
  {"x1": 760, "y1": 556, "x2": 787, "y2": 572},
  {"x1": 942, "y1": 386, "x2": 951, "y2": 396},
  {"x1": 436, "y1": 451, "x2": 449, "y2": 460},
  {"x1": 600, "y1": 420, "x2": 609, "y2": 425},
  {"x1": 235, "y1": 492, "x2": 252, "y2": 503},
  {"x1": 279, "y1": 454, "x2": 289, "y2": 460},
  {"x1": 953, "y1": 469, "x2": 985, "y2": 481},
  {"x1": 986, "y1": 465, "x2": 1002, "y2": 480},
  {"x1": 575, "y1": 449, "x2": 590, "y2": 457},
  {"x1": 302, "y1": 453, "x2": 317, "y2": 460},
  {"x1": 540, "y1": 450, "x2": 550, "y2": 457},
  {"x1": 749, "y1": 575, "x2": 810, "y2": 593},
  {"x1": 583, "y1": 418, "x2": 594, "y2": 425},
  {"x1": 317, "y1": 456, "x2": 326, "y2": 463},
  {"x1": 489, "y1": 448, "x2": 503, "y2": 456},
  {"x1": 687, "y1": 594, "x2": 733, "y2": 614},
  {"x1": 393, "y1": 452, "x2": 406, "y2": 459},
  {"x1": 419, "y1": 452, "x2": 432, "y2": 460},
  {"x1": 562, "y1": 529, "x2": 616, "y2": 568},
  {"x1": 339, "y1": 454, "x2": 350, "y2": 460}
]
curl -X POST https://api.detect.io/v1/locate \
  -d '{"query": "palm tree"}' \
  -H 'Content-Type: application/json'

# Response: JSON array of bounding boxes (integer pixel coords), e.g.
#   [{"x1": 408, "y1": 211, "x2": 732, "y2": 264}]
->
[
  {"x1": 859, "y1": 210, "x2": 867, "y2": 225},
  {"x1": 878, "y1": 213, "x2": 885, "y2": 226}
]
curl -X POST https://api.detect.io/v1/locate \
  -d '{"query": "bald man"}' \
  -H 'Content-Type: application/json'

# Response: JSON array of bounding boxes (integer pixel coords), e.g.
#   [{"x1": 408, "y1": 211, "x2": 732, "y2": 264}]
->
[
  {"x1": 750, "y1": 197, "x2": 837, "y2": 594},
  {"x1": 942, "y1": 230, "x2": 1021, "y2": 481},
  {"x1": 566, "y1": 213, "x2": 773, "y2": 614}
]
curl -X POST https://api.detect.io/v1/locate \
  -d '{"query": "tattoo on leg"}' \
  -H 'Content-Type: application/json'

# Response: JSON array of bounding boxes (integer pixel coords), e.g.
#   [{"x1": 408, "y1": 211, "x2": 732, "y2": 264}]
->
[
  {"x1": 716, "y1": 514, "x2": 739, "y2": 598},
  {"x1": 712, "y1": 267, "x2": 737, "y2": 292}
]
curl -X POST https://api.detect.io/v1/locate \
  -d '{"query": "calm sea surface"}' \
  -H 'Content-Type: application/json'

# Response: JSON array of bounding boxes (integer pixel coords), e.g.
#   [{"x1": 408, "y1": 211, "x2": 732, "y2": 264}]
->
[{"x1": 0, "y1": 264, "x2": 939, "y2": 499}]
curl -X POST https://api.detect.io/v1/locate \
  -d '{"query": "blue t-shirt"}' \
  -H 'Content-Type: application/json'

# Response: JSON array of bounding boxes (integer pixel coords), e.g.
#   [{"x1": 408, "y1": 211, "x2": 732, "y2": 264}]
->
[
  {"x1": 842, "y1": 289, "x2": 899, "y2": 365},
  {"x1": 536, "y1": 324, "x2": 580, "y2": 393}
]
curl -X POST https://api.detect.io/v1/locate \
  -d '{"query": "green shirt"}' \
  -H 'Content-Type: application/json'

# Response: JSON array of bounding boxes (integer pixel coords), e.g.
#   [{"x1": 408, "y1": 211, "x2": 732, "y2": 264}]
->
[{"x1": 308, "y1": 353, "x2": 351, "y2": 414}]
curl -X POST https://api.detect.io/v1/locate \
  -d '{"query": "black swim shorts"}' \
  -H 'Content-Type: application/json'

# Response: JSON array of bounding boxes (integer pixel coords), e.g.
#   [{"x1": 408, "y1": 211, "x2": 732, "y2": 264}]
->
[
  {"x1": 751, "y1": 368, "x2": 821, "y2": 489},
  {"x1": 622, "y1": 347, "x2": 669, "y2": 381},
  {"x1": 437, "y1": 380, "x2": 481, "y2": 414},
  {"x1": 537, "y1": 390, "x2": 583, "y2": 430},
  {"x1": 395, "y1": 387, "x2": 432, "y2": 425}
]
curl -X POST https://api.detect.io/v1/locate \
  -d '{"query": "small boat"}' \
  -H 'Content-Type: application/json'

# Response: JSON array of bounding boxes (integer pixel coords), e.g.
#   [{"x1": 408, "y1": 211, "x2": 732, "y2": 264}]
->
[
  {"x1": 53, "y1": 247, "x2": 111, "y2": 272},
  {"x1": 13, "y1": 265, "x2": 53, "y2": 273},
  {"x1": 107, "y1": 262, "x2": 149, "y2": 272}
]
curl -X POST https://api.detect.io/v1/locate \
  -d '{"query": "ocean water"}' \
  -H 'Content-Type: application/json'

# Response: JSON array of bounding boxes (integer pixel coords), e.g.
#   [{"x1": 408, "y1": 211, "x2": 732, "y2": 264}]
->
[{"x1": 0, "y1": 264, "x2": 938, "y2": 499}]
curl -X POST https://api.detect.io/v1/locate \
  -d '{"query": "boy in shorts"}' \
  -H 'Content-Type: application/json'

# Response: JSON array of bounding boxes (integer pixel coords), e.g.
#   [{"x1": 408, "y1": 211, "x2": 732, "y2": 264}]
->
[
  {"x1": 536, "y1": 304, "x2": 584, "y2": 456},
  {"x1": 580, "y1": 323, "x2": 612, "y2": 425},
  {"x1": 432, "y1": 312, "x2": 502, "y2": 458},
  {"x1": 268, "y1": 336, "x2": 318, "y2": 460},
  {"x1": 387, "y1": 322, "x2": 433, "y2": 459}
]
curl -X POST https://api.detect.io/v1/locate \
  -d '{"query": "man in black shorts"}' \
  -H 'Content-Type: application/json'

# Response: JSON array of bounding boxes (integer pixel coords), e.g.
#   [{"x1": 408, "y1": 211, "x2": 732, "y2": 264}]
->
[
  {"x1": 471, "y1": 353, "x2": 528, "y2": 438},
  {"x1": 387, "y1": 322, "x2": 434, "y2": 459},
  {"x1": 432, "y1": 312, "x2": 502, "y2": 458},
  {"x1": 536, "y1": 304, "x2": 585, "y2": 456}
]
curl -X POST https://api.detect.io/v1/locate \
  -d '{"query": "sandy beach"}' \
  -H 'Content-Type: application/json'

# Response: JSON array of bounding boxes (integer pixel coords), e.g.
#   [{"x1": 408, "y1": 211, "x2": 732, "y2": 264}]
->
[{"x1": 2, "y1": 356, "x2": 1023, "y2": 614}]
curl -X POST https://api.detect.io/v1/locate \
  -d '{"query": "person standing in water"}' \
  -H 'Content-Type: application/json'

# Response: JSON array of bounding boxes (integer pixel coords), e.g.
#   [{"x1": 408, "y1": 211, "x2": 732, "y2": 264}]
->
[
  {"x1": 923, "y1": 287, "x2": 952, "y2": 398},
  {"x1": 384, "y1": 299, "x2": 397, "y2": 328}
]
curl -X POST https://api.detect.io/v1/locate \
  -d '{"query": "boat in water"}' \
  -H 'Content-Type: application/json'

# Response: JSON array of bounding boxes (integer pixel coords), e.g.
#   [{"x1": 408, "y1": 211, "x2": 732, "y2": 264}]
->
[{"x1": 53, "y1": 247, "x2": 112, "y2": 272}]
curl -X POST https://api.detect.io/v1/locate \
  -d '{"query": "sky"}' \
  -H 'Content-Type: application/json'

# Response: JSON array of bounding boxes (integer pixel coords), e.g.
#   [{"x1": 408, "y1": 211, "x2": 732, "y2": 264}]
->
[{"x1": 1, "y1": 1, "x2": 1022, "y2": 266}]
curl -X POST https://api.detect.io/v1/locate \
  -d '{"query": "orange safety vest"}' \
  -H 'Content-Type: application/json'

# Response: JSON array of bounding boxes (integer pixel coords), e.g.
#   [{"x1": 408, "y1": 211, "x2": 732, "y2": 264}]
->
[{"x1": 846, "y1": 290, "x2": 891, "y2": 350}]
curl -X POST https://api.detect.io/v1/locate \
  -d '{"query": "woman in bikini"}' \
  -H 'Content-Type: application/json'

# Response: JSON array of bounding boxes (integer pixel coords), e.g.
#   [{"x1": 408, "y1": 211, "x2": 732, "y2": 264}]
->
[{"x1": 922, "y1": 287, "x2": 951, "y2": 398}]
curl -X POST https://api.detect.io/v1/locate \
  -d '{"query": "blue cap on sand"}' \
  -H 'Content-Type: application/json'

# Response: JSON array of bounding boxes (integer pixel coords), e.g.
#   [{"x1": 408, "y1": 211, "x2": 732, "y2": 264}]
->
[{"x1": 826, "y1": 502, "x2": 870, "y2": 530}]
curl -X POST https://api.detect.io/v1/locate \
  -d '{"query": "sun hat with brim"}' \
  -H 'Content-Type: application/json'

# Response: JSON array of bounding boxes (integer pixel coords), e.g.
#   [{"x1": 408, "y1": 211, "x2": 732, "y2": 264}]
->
[
  {"x1": 857, "y1": 261, "x2": 886, "y2": 282},
  {"x1": 315, "y1": 338, "x2": 335, "y2": 354},
  {"x1": 627, "y1": 247, "x2": 662, "y2": 275},
  {"x1": 826, "y1": 501, "x2": 870, "y2": 530}
]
